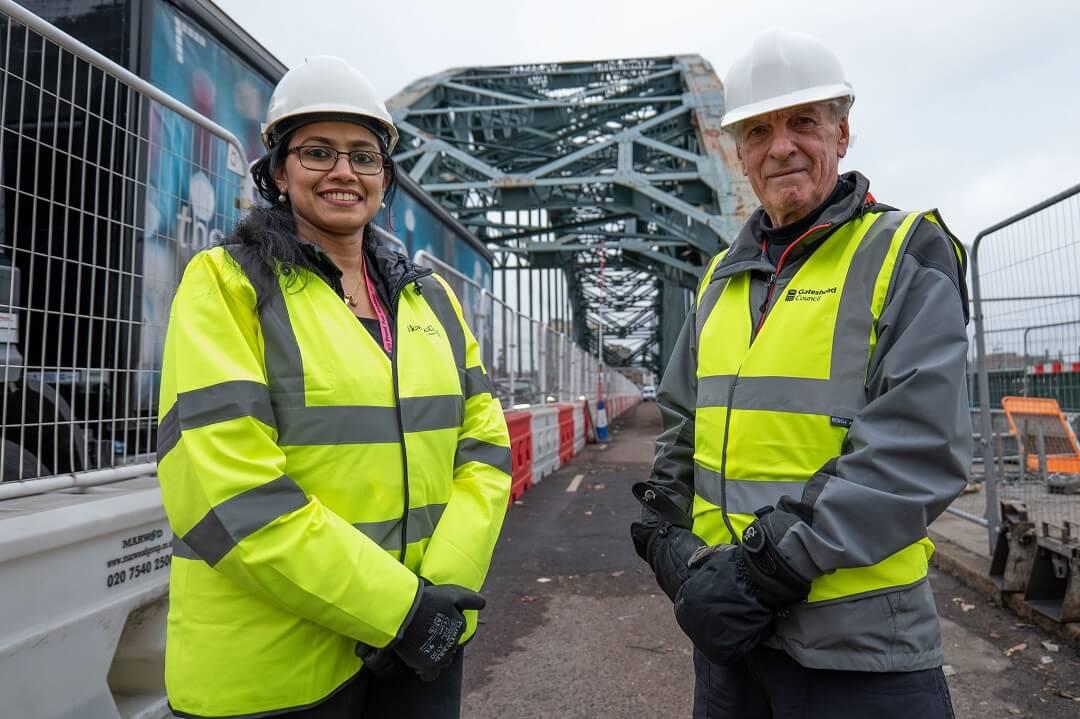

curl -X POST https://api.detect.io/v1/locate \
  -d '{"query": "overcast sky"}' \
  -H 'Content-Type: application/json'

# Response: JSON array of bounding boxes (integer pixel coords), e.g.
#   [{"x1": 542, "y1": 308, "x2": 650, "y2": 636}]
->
[{"x1": 221, "y1": 0, "x2": 1080, "y2": 247}]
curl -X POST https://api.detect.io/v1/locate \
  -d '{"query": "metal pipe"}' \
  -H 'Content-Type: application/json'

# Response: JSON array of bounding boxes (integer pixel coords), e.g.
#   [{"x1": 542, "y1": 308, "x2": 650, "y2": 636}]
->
[
  {"x1": 0, "y1": 462, "x2": 157, "y2": 501},
  {"x1": 945, "y1": 506, "x2": 989, "y2": 527}
]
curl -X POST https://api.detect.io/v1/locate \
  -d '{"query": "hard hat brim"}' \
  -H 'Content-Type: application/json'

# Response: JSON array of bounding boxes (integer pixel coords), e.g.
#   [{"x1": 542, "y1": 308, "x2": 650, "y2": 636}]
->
[
  {"x1": 720, "y1": 83, "x2": 854, "y2": 129},
  {"x1": 261, "y1": 105, "x2": 400, "y2": 153}
]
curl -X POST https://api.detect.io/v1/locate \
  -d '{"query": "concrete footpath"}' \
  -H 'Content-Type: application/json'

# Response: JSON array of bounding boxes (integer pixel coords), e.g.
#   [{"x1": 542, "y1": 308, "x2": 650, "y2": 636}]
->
[{"x1": 460, "y1": 402, "x2": 1080, "y2": 718}]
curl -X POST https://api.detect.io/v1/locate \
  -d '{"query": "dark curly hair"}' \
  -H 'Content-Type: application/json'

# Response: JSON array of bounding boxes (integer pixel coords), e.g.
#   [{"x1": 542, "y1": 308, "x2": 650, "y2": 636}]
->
[{"x1": 226, "y1": 118, "x2": 399, "y2": 311}]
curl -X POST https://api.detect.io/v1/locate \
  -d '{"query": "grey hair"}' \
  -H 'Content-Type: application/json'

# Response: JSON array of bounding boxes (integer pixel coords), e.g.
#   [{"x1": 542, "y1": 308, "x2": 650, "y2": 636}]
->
[{"x1": 825, "y1": 95, "x2": 854, "y2": 122}]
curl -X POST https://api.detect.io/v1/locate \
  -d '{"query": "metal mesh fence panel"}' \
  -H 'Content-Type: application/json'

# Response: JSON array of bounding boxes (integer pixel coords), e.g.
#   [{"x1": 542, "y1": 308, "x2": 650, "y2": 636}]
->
[
  {"x1": 968, "y1": 183, "x2": 1080, "y2": 540},
  {"x1": 490, "y1": 298, "x2": 513, "y2": 408},
  {"x1": 0, "y1": 5, "x2": 246, "y2": 490}
]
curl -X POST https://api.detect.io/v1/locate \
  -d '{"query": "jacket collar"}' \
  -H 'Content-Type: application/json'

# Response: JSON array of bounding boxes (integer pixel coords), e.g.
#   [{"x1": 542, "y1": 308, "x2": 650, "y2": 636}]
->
[
  {"x1": 714, "y1": 171, "x2": 877, "y2": 280},
  {"x1": 294, "y1": 228, "x2": 431, "y2": 310}
]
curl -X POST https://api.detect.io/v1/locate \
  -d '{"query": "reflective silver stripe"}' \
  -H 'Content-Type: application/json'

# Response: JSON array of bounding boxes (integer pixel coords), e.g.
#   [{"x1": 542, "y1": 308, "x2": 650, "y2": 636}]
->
[
  {"x1": 223, "y1": 246, "x2": 307, "y2": 401},
  {"x1": 422, "y1": 276, "x2": 467, "y2": 386},
  {"x1": 694, "y1": 464, "x2": 806, "y2": 513},
  {"x1": 697, "y1": 375, "x2": 734, "y2": 408},
  {"x1": 171, "y1": 534, "x2": 199, "y2": 560},
  {"x1": 355, "y1": 504, "x2": 447, "y2": 551},
  {"x1": 826, "y1": 212, "x2": 911, "y2": 416},
  {"x1": 157, "y1": 380, "x2": 276, "y2": 461},
  {"x1": 455, "y1": 437, "x2": 512, "y2": 474},
  {"x1": 696, "y1": 274, "x2": 729, "y2": 340},
  {"x1": 767, "y1": 578, "x2": 940, "y2": 671},
  {"x1": 157, "y1": 408, "x2": 181, "y2": 461},
  {"x1": 180, "y1": 475, "x2": 309, "y2": 567},
  {"x1": 464, "y1": 365, "x2": 493, "y2": 399},
  {"x1": 401, "y1": 395, "x2": 463, "y2": 433},
  {"x1": 277, "y1": 405, "x2": 401, "y2": 446},
  {"x1": 698, "y1": 374, "x2": 840, "y2": 416}
]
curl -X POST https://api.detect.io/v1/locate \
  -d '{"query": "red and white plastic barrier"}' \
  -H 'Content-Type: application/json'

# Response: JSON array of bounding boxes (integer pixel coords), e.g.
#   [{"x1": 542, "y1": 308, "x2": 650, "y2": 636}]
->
[
  {"x1": 501, "y1": 393, "x2": 641, "y2": 504},
  {"x1": 557, "y1": 404, "x2": 575, "y2": 465},
  {"x1": 505, "y1": 410, "x2": 533, "y2": 502},
  {"x1": 530, "y1": 406, "x2": 560, "y2": 486},
  {"x1": 1028, "y1": 362, "x2": 1080, "y2": 375},
  {"x1": 573, "y1": 401, "x2": 586, "y2": 454}
]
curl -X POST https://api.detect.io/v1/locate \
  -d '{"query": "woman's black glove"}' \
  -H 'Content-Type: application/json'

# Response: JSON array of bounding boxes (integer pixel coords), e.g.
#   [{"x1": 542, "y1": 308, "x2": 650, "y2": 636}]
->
[
  {"x1": 357, "y1": 646, "x2": 409, "y2": 679},
  {"x1": 392, "y1": 583, "x2": 485, "y2": 681}
]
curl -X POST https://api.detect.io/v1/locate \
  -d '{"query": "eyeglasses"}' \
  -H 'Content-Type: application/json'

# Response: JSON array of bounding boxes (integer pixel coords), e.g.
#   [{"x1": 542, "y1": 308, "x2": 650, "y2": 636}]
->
[{"x1": 288, "y1": 145, "x2": 388, "y2": 175}]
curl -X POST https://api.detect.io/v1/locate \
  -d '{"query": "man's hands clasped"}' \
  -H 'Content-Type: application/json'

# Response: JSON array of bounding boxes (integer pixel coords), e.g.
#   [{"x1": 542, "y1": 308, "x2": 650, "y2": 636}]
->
[{"x1": 631, "y1": 483, "x2": 813, "y2": 666}]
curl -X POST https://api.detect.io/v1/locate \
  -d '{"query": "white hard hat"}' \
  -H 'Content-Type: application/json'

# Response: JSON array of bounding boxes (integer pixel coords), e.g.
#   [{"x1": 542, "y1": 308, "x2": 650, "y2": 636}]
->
[
  {"x1": 261, "y1": 55, "x2": 399, "y2": 153},
  {"x1": 721, "y1": 29, "x2": 854, "y2": 129}
]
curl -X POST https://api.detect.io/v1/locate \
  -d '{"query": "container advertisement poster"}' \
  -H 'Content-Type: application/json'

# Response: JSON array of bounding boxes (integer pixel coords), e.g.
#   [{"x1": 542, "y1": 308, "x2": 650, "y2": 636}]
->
[{"x1": 137, "y1": 0, "x2": 273, "y2": 408}]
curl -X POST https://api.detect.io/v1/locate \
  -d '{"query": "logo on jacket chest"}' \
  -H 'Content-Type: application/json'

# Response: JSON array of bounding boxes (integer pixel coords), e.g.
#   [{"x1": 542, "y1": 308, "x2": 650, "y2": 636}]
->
[
  {"x1": 784, "y1": 286, "x2": 837, "y2": 303},
  {"x1": 408, "y1": 323, "x2": 441, "y2": 337}
]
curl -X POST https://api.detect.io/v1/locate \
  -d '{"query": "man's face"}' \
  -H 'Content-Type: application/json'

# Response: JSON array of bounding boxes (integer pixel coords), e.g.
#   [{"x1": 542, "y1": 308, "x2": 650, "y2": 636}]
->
[{"x1": 733, "y1": 102, "x2": 850, "y2": 228}]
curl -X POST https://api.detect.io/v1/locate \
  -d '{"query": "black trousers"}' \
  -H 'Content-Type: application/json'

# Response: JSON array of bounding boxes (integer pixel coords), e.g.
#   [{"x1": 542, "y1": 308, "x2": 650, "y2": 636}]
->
[
  {"x1": 286, "y1": 651, "x2": 465, "y2": 719},
  {"x1": 693, "y1": 646, "x2": 955, "y2": 719}
]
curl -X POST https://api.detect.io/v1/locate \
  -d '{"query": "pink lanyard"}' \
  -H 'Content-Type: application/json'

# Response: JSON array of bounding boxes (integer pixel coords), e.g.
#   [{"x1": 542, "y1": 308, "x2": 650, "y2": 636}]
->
[{"x1": 362, "y1": 264, "x2": 394, "y2": 354}]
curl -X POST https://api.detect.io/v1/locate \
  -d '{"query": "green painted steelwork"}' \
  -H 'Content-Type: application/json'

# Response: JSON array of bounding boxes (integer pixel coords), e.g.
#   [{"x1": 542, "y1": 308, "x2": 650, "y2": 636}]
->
[{"x1": 388, "y1": 56, "x2": 754, "y2": 373}]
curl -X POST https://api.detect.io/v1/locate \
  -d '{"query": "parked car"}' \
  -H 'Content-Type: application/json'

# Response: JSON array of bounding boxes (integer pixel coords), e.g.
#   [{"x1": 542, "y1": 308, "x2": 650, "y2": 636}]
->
[{"x1": 641, "y1": 385, "x2": 657, "y2": 401}]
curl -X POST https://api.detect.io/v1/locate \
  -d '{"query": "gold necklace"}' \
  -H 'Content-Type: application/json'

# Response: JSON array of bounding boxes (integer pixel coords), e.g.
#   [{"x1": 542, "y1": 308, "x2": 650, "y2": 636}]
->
[{"x1": 343, "y1": 271, "x2": 364, "y2": 307}]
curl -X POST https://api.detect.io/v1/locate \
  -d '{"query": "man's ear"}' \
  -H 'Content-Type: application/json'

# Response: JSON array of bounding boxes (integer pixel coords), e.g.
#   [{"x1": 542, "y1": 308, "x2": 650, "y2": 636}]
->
[{"x1": 836, "y1": 115, "x2": 850, "y2": 159}]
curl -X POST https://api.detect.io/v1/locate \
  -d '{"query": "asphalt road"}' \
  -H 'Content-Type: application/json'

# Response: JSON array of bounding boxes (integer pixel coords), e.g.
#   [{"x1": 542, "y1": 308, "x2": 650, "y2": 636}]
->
[{"x1": 460, "y1": 402, "x2": 1080, "y2": 719}]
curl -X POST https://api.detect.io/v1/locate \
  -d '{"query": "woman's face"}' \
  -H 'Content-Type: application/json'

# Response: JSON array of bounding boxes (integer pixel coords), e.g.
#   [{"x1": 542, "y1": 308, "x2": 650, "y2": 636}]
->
[{"x1": 275, "y1": 120, "x2": 388, "y2": 238}]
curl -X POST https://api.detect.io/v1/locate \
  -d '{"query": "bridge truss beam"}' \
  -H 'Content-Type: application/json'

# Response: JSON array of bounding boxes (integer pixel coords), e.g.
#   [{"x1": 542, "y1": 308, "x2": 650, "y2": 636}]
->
[{"x1": 388, "y1": 55, "x2": 754, "y2": 373}]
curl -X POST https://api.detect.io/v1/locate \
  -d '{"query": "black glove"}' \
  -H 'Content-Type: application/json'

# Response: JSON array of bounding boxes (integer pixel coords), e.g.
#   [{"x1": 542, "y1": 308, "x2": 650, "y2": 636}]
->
[
  {"x1": 392, "y1": 583, "x2": 485, "y2": 681},
  {"x1": 630, "y1": 482, "x2": 704, "y2": 601},
  {"x1": 356, "y1": 645, "x2": 409, "y2": 679},
  {"x1": 673, "y1": 509, "x2": 812, "y2": 666},
  {"x1": 673, "y1": 543, "x2": 773, "y2": 666},
  {"x1": 739, "y1": 508, "x2": 812, "y2": 608}
]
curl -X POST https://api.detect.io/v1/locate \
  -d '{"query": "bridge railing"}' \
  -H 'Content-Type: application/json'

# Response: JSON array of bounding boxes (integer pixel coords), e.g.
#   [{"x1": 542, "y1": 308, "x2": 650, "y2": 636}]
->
[{"x1": 486, "y1": 291, "x2": 636, "y2": 409}]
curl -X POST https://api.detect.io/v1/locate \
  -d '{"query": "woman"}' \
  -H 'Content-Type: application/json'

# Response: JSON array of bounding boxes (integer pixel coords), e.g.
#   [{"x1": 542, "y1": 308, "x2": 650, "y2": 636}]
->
[{"x1": 157, "y1": 56, "x2": 511, "y2": 719}]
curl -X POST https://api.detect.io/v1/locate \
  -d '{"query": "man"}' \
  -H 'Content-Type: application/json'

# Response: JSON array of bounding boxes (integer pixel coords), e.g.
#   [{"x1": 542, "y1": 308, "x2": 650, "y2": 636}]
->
[{"x1": 630, "y1": 28, "x2": 971, "y2": 718}]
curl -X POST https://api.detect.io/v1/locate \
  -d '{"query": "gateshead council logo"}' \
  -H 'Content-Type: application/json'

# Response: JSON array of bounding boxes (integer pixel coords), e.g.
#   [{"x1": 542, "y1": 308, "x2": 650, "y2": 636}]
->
[{"x1": 785, "y1": 286, "x2": 838, "y2": 302}]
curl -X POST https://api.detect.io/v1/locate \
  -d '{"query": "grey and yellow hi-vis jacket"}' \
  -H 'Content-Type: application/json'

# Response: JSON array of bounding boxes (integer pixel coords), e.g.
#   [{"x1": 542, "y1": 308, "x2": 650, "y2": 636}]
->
[
  {"x1": 156, "y1": 221, "x2": 510, "y2": 718},
  {"x1": 650, "y1": 172, "x2": 972, "y2": 672}
]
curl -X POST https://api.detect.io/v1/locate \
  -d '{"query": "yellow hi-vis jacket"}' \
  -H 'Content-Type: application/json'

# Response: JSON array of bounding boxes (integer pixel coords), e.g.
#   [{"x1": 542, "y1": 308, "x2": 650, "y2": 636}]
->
[
  {"x1": 693, "y1": 211, "x2": 935, "y2": 598},
  {"x1": 650, "y1": 173, "x2": 971, "y2": 671},
  {"x1": 157, "y1": 236, "x2": 510, "y2": 718}
]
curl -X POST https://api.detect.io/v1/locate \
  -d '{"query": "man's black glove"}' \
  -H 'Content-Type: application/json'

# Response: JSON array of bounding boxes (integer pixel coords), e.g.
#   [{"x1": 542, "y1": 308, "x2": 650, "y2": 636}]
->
[
  {"x1": 630, "y1": 482, "x2": 704, "y2": 601},
  {"x1": 739, "y1": 508, "x2": 812, "y2": 608},
  {"x1": 390, "y1": 583, "x2": 485, "y2": 681},
  {"x1": 673, "y1": 509, "x2": 811, "y2": 666}
]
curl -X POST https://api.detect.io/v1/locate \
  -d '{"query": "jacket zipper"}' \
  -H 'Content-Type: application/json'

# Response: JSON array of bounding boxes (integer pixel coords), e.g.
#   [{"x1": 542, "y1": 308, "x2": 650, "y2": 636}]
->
[
  {"x1": 389, "y1": 269, "x2": 432, "y2": 563},
  {"x1": 320, "y1": 259, "x2": 433, "y2": 564},
  {"x1": 753, "y1": 223, "x2": 831, "y2": 339},
  {"x1": 722, "y1": 222, "x2": 832, "y2": 541},
  {"x1": 719, "y1": 370, "x2": 741, "y2": 545}
]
